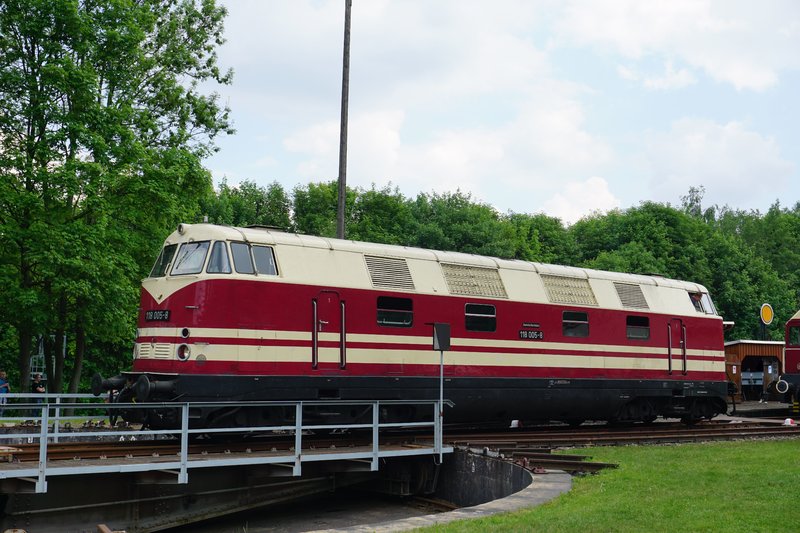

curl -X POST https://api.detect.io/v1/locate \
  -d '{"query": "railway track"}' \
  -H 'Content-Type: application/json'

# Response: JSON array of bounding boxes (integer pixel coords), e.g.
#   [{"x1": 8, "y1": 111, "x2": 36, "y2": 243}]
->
[
  {"x1": 3, "y1": 420, "x2": 797, "y2": 470},
  {"x1": 442, "y1": 420, "x2": 800, "y2": 474}
]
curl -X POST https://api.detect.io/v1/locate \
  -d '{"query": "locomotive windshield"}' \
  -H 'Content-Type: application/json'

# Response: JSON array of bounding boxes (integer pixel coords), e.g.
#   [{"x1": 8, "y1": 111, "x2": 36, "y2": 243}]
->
[
  {"x1": 689, "y1": 292, "x2": 717, "y2": 315},
  {"x1": 171, "y1": 241, "x2": 210, "y2": 275},
  {"x1": 149, "y1": 244, "x2": 177, "y2": 277},
  {"x1": 207, "y1": 241, "x2": 232, "y2": 273}
]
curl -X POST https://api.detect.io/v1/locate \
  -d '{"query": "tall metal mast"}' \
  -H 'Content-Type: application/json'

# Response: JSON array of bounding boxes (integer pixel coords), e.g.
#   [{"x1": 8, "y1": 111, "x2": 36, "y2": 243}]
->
[{"x1": 336, "y1": 0, "x2": 352, "y2": 239}]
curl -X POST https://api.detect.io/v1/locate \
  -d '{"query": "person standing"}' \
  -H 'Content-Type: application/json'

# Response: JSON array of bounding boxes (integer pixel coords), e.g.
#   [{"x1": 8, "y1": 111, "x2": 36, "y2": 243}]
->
[
  {"x1": 0, "y1": 371, "x2": 10, "y2": 412},
  {"x1": 31, "y1": 374, "x2": 45, "y2": 402}
]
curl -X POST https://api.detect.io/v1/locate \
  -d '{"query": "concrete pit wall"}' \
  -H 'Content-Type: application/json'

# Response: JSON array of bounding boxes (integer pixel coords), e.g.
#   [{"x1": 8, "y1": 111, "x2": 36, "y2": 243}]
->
[{"x1": 433, "y1": 449, "x2": 532, "y2": 507}]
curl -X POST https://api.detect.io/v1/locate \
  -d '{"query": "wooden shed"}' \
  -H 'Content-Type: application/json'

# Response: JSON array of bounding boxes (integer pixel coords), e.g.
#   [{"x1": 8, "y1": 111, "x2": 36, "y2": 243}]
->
[{"x1": 724, "y1": 340, "x2": 785, "y2": 401}]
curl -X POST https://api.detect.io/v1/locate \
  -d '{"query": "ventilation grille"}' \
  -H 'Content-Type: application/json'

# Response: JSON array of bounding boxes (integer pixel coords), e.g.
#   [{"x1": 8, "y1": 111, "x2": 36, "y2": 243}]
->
[
  {"x1": 541, "y1": 275, "x2": 598, "y2": 306},
  {"x1": 614, "y1": 282, "x2": 649, "y2": 310},
  {"x1": 364, "y1": 256, "x2": 416, "y2": 291},
  {"x1": 139, "y1": 343, "x2": 172, "y2": 359},
  {"x1": 441, "y1": 263, "x2": 508, "y2": 298}
]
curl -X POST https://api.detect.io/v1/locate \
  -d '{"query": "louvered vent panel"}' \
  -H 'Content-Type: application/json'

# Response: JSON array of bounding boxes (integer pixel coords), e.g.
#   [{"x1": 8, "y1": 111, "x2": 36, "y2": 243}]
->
[
  {"x1": 138, "y1": 344, "x2": 152, "y2": 358},
  {"x1": 614, "y1": 282, "x2": 649, "y2": 309},
  {"x1": 441, "y1": 263, "x2": 508, "y2": 298},
  {"x1": 364, "y1": 256, "x2": 416, "y2": 290},
  {"x1": 541, "y1": 275, "x2": 598, "y2": 306},
  {"x1": 153, "y1": 343, "x2": 173, "y2": 359}
]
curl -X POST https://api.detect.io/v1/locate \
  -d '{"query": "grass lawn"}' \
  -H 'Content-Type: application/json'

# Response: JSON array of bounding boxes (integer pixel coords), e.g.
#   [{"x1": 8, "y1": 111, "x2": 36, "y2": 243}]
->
[{"x1": 422, "y1": 438, "x2": 800, "y2": 533}]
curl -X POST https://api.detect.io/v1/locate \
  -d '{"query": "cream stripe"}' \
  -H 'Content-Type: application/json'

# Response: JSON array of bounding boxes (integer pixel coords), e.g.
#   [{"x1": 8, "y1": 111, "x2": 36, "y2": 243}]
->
[
  {"x1": 138, "y1": 327, "x2": 724, "y2": 359},
  {"x1": 141, "y1": 343, "x2": 725, "y2": 372}
]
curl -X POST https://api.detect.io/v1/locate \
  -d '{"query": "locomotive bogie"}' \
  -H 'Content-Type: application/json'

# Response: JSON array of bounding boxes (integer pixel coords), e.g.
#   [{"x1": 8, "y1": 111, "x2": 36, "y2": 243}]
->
[{"x1": 97, "y1": 224, "x2": 729, "y2": 428}]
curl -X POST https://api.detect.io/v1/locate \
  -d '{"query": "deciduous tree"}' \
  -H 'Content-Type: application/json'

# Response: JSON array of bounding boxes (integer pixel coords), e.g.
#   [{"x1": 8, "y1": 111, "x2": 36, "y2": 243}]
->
[{"x1": 0, "y1": 0, "x2": 232, "y2": 391}]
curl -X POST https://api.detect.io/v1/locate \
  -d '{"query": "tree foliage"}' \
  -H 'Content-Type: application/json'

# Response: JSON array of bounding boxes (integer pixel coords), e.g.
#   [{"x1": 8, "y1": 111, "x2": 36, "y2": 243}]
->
[{"x1": 0, "y1": 0, "x2": 231, "y2": 391}]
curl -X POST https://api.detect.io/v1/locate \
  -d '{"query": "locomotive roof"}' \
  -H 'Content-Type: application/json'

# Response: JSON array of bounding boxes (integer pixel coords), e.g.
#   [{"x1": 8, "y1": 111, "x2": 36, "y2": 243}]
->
[{"x1": 167, "y1": 223, "x2": 709, "y2": 294}]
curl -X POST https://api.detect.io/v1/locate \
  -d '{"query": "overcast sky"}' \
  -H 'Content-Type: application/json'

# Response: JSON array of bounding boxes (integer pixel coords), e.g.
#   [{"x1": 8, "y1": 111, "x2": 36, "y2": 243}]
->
[{"x1": 206, "y1": 0, "x2": 800, "y2": 224}]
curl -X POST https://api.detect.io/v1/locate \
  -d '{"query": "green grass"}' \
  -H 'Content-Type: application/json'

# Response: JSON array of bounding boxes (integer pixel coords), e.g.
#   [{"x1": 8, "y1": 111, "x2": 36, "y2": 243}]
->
[{"x1": 421, "y1": 438, "x2": 800, "y2": 533}]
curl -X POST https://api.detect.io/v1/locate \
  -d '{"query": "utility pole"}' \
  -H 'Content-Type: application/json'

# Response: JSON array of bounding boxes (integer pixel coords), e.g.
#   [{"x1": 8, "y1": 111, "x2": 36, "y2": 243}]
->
[{"x1": 336, "y1": 0, "x2": 352, "y2": 239}]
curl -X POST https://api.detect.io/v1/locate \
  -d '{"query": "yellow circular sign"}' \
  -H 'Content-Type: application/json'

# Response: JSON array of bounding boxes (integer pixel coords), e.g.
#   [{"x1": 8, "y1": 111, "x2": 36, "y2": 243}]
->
[{"x1": 760, "y1": 303, "x2": 774, "y2": 325}]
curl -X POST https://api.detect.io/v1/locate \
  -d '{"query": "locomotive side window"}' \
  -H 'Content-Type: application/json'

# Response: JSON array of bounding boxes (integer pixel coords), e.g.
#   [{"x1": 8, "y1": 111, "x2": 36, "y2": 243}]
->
[
  {"x1": 377, "y1": 296, "x2": 413, "y2": 327},
  {"x1": 171, "y1": 241, "x2": 210, "y2": 275},
  {"x1": 563, "y1": 311, "x2": 589, "y2": 337},
  {"x1": 206, "y1": 241, "x2": 232, "y2": 274},
  {"x1": 150, "y1": 243, "x2": 177, "y2": 277},
  {"x1": 253, "y1": 245, "x2": 278, "y2": 275},
  {"x1": 231, "y1": 242, "x2": 255, "y2": 274},
  {"x1": 465, "y1": 303, "x2": 496, "y2": 332},
  {"x1": 626, "y1": 315, "x2": 650, "y2": 340},
  {"x1": 789, "y1": 326, "x2": 800, "y2": 346}
]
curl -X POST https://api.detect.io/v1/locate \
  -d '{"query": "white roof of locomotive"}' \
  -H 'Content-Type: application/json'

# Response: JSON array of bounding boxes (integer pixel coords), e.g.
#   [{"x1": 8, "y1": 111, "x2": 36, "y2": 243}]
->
[{"x1": 157, "y1": 223, "x2": 713, "y2": 315}]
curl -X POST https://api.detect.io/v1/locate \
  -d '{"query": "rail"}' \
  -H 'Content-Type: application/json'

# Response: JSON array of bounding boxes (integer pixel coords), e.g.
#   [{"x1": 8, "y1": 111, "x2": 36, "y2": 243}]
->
[{"x1": 0, "y1": 396, "x2": 453, "y2": 494}]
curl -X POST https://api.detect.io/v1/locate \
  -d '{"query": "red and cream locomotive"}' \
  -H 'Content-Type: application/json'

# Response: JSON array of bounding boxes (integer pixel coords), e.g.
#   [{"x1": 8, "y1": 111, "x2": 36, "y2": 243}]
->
[
  {"x1": 94, "y1": 223, "x2": 729, "y2": 428},
  {"x1": 782, "y1": 311, "x2": 800, "y2": 404}
]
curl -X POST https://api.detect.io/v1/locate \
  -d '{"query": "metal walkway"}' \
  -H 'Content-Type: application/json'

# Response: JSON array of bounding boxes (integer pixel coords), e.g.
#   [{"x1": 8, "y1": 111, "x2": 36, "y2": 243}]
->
[{"x1": 0, "y1": 395, "x2": 452, "y2": 493}]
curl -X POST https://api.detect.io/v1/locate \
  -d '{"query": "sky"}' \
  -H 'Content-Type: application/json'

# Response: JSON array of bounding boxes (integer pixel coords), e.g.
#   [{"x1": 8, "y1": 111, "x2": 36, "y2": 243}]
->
[{"x1": 205, "y1": 0, "x2": 800, "y2": 224}]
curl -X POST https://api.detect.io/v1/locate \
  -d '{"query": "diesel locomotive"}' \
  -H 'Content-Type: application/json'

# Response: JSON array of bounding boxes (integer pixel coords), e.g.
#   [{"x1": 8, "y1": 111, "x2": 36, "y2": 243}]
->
[
  {"x1": 94, "y1": 223, "x2": 729, "y2": 428},
  {"x1": 781, "y1": 311, "x2": 800, "y2": 404}
]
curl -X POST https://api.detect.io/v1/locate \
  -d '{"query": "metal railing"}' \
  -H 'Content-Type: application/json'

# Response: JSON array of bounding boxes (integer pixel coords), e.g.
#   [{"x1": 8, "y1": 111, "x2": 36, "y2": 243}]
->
[{"x1": 0, "y1": 396, "x2": 452, "y2": 494}]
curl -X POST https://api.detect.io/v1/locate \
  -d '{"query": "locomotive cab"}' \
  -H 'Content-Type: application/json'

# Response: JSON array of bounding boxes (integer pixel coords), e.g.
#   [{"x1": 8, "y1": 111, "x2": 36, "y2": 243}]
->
[{"x1": 783, "y1": 312, "x2": 800, "y2": 402}]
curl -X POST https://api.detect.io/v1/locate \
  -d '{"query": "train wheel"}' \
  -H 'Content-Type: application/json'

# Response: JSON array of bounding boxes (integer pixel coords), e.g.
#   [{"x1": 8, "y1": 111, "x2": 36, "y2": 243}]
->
[
  {"x1": 680, "y1": 399, "x2": 714, "y2": 425},
  {"x1": 639, "y1": 400, "x2": 657, "y2": 424}
]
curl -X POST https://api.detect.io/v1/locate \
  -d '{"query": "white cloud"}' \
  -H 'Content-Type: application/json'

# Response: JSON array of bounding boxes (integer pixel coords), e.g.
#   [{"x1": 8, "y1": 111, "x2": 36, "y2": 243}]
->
[
  {"x1": 618, "y1": 61, "x2": 696, "y2": 90},
  {"x1": 542, "y1": 176, "x2": 621, "y2": 224},
  {"x1": 645, "y1": 118, "x2": 794, "y2": 207},
  {"x1": 557, "y1": 0, "x2": 800, "y2": 91},
  {"x1": 279, "y1": 82, "x2": 613, "y2": 213},
  {"x1": 206, "y1": 1, "x2": 800, "y2": 223}
]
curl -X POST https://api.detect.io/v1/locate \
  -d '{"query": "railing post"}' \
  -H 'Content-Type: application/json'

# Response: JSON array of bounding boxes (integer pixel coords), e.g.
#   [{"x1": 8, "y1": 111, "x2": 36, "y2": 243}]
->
[
  {"x1": 178, "y1": 403, "x2": 189, "y2": 484},
  {"x1": 371, "y1": 401, "x2": 379, "y2": 471},
  {"x1": 434, "y1": 401, "x2": 442, "y2": 464},
  {"x1": 53, "y1": 396, "x2": 61, "y2": 443},
  {"x1": 36, "y1": 404, "x2": 49, "y2": 493},
  {"x1": 293, "y1": 402, "x2": 303, "y2": 476}
]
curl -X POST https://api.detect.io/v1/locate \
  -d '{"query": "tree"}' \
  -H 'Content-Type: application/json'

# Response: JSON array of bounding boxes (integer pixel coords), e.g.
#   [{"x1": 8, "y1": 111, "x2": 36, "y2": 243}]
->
[
  {"x1": 408, "y1": 191, "x2": 517, "y2": 258},
  {"x1": 293, "y1": 181, "x2": 357, "y2": 237},
  {"x1": 569, "y1": 202, "x2": 794, "y2": 341},
  {"x1": 506, "y1": 212, "x2": 577, "y2": 264},
  {"x1": 0, "y1": 0, "x2": 232, "y2": 392},
  {"x1": 202, "y1": 179, "x2": 292, "y2": 230},
  {"x1": 348, "y1": 184, "x2": 415, "y2": 245}
]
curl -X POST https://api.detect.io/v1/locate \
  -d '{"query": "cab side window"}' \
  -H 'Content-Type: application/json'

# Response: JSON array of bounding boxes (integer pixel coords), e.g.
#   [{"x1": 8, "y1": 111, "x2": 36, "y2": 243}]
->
[
  {"x1": 689, "y1": 292, "x2": 716, "y2": 314},
  {"x1": 231, "y1": 242, "x2": 255, "y2": 274},
  {"x1": 789, "y1": 326, "x2": 800, "y2": 346},
  {"x1": 253, "y1": 245, "x2": 278, "y2": 275},
  {"x1": 150, "y1": 244, "x2": 177, "y2": 277}
]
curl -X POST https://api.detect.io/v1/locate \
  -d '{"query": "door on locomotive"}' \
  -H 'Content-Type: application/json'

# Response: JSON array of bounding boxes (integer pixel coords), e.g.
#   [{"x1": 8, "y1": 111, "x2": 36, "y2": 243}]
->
[
  {"x1": 667, "y1": 318, "x2": 687, "y2": 375},
  {"x1": 312, "y1": 290, "x2": 346, "y2": 373}
]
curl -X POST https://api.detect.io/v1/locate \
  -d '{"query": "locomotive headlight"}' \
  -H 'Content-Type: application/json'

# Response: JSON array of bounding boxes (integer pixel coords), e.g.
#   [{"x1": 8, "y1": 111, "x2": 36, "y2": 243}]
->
[
  {"x1": 181, "y1": 328, "x2": 190, "y2": 338},
  {"x1": 176, "y1": 343, "x2": 191, "y2": 361}
]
